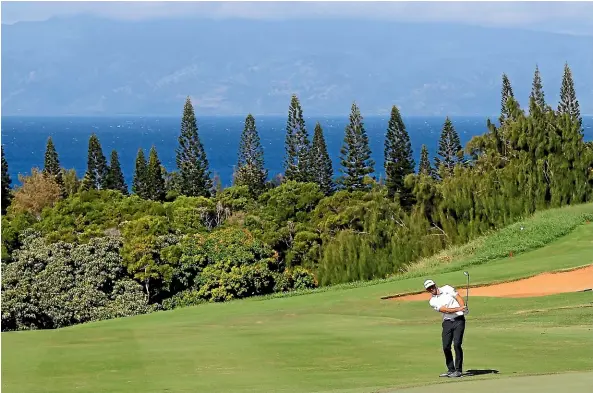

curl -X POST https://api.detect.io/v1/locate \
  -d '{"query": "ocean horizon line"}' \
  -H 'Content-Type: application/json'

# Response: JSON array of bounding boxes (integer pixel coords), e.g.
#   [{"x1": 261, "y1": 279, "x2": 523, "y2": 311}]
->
[{"x1": 1, "y1": 113, "x2": 504, "y2": 119}]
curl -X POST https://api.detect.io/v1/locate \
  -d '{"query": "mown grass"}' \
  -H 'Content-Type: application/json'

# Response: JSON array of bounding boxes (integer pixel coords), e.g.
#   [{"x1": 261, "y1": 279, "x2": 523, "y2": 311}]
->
[
  {"x1": 3, "y1": 291, "x2": 592, "y2": 393},
  {"x1": 382, "y1": 371, "x2": 593, "y2": 393},
  {"x1": 2, "y1": 203, "x2": 593, "y2": 393}
]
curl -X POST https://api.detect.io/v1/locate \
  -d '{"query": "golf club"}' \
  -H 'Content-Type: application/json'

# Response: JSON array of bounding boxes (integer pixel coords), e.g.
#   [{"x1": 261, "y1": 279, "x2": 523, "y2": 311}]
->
[{"x1": 463, "y1": 271, "x2": 470, "y2": 307}]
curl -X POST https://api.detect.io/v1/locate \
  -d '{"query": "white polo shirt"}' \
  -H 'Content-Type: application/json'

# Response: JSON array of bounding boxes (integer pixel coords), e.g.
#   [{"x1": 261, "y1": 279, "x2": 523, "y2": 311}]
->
[{"x1": 428, "y1": 284, "x2": 464, "y2": 321}]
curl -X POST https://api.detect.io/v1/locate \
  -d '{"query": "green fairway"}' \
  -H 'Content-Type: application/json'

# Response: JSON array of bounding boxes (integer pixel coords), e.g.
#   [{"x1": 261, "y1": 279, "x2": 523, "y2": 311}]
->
[
  {"x1": 2, "y1": 206, "x2": 593, "y2": 393},
  {"x1": 384, "y1": 371, "x2": 593, "y2": 393}
]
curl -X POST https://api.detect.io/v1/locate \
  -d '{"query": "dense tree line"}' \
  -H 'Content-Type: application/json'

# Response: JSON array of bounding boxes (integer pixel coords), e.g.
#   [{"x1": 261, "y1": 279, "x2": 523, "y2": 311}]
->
[{"x1": 2, "y1": 64, "x2": 591, "y2": 331}]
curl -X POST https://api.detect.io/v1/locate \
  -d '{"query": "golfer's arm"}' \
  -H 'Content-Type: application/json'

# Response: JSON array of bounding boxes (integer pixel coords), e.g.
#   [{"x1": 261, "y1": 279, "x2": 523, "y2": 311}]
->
[
  {"x1": 455, "y1": 294, "x2": 465, "y2": 308},
  {"x1": 438, "y1": 306, "x2": 463, "y2": 313}
]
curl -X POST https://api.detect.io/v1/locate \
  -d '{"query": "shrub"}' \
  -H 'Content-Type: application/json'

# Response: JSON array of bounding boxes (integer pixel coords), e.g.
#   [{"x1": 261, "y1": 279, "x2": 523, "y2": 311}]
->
[{"x1": 1, "y1": 234, "x2": 150, "y2": 331}]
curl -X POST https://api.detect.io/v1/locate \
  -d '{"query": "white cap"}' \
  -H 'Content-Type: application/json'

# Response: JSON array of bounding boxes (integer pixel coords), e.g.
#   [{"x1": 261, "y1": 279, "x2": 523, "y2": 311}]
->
[{"x1": 424, "y1": 279, "x2": 436, "y2": 289}]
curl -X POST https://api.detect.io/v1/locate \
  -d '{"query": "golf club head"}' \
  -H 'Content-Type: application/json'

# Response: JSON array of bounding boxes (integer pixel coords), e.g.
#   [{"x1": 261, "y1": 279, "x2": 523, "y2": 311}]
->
[{"x1": 463, "y1": 271, "x2": 469, "y2": 276}]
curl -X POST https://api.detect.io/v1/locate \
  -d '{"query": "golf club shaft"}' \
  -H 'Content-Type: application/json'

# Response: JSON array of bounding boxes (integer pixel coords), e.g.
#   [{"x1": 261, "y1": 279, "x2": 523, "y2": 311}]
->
[{"x1": 466, "y1": 274, "x2": 469, "y2": 307}]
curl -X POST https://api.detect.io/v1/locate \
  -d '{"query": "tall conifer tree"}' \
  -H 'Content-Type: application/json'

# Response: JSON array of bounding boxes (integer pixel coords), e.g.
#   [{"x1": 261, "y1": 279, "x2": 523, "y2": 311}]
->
[
  {"x1": 146, "y1": 146, "x2": 166, "y2": 201},
  {"x1": 105, "y1": 150, "x2": 128, "y2": 195},
  {"x1": 384, "y1": 105, "x2": 415, "y2": 201},
  {"x1": 529, "y1": 65, "x2": 546, "y2": 115},
  {"x1": 132, "y1": 148, "x2": 149, "y2": 199},
  {"x1": 338, "y1": 102, "x2": 375, "y2": 191},
  {"x1": 176, "y1": 97, "x2": 211, "y2": 197},
  {"x1": 234, "y1": 114, "x2": 267, "y2": 197},
  {"x1": 283, "y1": 94, "x2": 312, "y2": 182},
  {"x1": 43, "y1": 136, "x2": 64, "y2": 193},
  {"x1": 499, "y1": 73, "x2": 516, "y2": 125},
  {"x1": 558, "y1": 62, "x2": 582, "y2": 130},
  {"x1": 310, "y1": 122, "x2": 335, "y2": 195},
  {"x1": 1, "y1": 145, "x2": 12, "y2": 215},
  {"x1": 418, "y1": 144, "x2": 434, "y2": 177},
  {"x1": 434, "y1": 117, "x2": 463, "y2": 178},
  {"x1": 82, "y1": 134, "x2": 109, "y2": 190}
]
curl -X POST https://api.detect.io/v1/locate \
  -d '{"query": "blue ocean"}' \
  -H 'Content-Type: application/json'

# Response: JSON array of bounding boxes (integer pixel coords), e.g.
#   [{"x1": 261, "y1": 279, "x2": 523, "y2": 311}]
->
[{"x1": 2, "y1": 115, "x2": 592, "y2": 188}]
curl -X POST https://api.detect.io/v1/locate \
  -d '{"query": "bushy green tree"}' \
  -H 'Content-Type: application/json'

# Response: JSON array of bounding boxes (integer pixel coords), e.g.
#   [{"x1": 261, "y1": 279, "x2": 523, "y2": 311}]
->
[
  {"x1": 60, "y1": 169, "x2": 81, "y2": 196},
  {"x1": 120, "y1": 215, "x2": 175, "y2": 300},
  {"x1": 245, "y1": 180, "x2": 324, "y2": 264}
]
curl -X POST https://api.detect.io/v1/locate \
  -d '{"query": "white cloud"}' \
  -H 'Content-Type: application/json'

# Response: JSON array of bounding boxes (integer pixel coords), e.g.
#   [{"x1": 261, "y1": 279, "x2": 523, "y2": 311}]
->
[{"x1": 2, "y1": 1, "x2": 592, "y2": 34}]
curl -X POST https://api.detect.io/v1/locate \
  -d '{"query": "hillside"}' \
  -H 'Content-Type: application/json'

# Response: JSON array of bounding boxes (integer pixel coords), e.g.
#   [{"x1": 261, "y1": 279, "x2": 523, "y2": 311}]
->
[
  {"x1": 2, "y1": 16, "x2": 592, "y2": 116},
  {"x1": 2, "y1": 203, "x2": 593, "y2": 393}
]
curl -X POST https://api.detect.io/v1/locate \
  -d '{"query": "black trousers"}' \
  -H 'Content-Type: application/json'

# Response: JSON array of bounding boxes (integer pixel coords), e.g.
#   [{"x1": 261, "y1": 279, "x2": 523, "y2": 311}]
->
[{"x1": 442, "y1": 316, "x2": 466, "y2": 372}]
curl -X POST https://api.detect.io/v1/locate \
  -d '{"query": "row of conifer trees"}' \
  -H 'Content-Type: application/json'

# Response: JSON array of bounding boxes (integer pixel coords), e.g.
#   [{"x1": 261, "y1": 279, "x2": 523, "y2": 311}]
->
[{"x1": 0, "y1": 62, "x2": 585, "y2": 215}]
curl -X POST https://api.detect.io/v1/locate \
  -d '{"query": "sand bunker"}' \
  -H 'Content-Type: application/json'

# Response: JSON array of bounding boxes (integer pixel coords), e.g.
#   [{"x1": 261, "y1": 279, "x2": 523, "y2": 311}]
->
[{"x1": 388, "y1": 265, "x2": 593, "y2": 302}]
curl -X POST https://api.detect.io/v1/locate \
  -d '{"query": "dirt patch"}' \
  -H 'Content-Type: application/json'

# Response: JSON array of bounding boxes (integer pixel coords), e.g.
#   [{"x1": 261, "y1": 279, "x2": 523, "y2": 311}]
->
[{"x1": 388, "y1": 265, "x2": 593, "y2": 302}]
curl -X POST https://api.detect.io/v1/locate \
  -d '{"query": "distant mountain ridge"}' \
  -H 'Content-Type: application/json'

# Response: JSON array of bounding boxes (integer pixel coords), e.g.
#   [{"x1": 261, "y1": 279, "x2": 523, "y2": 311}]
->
[{"x1": 2, "y1": 15, "x2": 592, "y2": 116}]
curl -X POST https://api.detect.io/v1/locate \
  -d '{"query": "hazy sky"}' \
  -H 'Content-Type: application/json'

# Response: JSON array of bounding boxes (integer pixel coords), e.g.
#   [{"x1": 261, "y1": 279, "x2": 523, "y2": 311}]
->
[{"x1": 2, "y1": 1, "x2": 593, "y2": 35}]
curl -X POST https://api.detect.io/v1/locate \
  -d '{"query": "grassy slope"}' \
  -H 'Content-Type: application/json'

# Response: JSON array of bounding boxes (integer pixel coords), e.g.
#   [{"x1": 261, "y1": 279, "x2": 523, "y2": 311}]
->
[{"x1": 2, "y1": 203, "x2": 593, "y2": 393}]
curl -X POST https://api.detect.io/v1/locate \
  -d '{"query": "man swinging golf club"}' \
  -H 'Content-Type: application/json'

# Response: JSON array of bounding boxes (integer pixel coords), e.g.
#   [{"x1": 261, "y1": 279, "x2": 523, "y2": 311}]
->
[{"x1": 423, "y1": 278, "x2": 469, "y2": 378}]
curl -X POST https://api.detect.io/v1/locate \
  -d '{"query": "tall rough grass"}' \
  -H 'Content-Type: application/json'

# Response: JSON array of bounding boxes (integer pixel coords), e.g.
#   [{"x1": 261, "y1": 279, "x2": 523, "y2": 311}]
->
[
  {"x1": 244, "y1": 202, "x2": 593, "y2": 302},
  {"x1": 403, "y1": 203, "x2": 593, "y2": 276}
]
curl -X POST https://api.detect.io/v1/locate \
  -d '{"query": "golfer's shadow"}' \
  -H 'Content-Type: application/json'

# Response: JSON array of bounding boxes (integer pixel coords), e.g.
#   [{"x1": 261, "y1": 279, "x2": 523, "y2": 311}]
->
[{"x1": 464, "y1": 369, "x2": 500, "y2": 376}]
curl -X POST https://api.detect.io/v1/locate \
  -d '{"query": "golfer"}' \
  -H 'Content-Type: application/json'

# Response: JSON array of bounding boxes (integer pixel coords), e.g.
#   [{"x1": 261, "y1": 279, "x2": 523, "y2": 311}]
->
[{"x1": 423, "y1": 279, "x2": 468, "y2": 378}]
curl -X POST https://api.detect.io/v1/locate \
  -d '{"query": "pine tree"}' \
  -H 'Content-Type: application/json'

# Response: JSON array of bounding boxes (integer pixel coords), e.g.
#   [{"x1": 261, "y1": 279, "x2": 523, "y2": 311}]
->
[
  {"x1": 384, "y1": 105, "x2": 415, "y2": 199},
  {"x1": 43, "y1": 137, "x2": 64, "y2": 193},
  {"x1": 283, "y1": 94, "x2": 312, "y2": 182},
  {"x1": 176, "y1": 96, "x2": 212, "y2": 197},
  {"x1": 338, "y1": 102, "x2": 375, "y2": 191},
  {"x1": 211, "y1": 172, "x2": 223, "y2": 196},
  {"x1": 80, "y1": 173, "x2": 94, "y2": 192},
  {"x1": 499, "y1": 73, "x2": 516, "y2": 125},
  {"x1": 146, "y1": 146, "x2": 166, "y2": 201},
  {"x1": 310, "y1": 122, "x2": 335, "y2": 195},
  {"x1": 1, "y1": 145, "x2": 13, "y2": 215},
  {"x1": 558, "y1": 62, "x2": 582, "y2": 130},
  {"x1": 83, "y1": 134, "x2": 109, "y2": 190},
  {"x1": 529, "y1": 65, "x2": 546, "y2": 115},
  {"x1": 419, "y1": 144, "x2": 434, "y2": 177},
  {"x1": 132, "y1": 148, "x2": 149, "y2": 199},
  {"x1": 234, "y1": 113, "x2": 268, "y2": 197},
  {"x1": 105, "y1": 150, "x2": 128, "y2": 195},
  {"x1": 434, "y1": 117, "x2": 463, "y2": 178}
]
